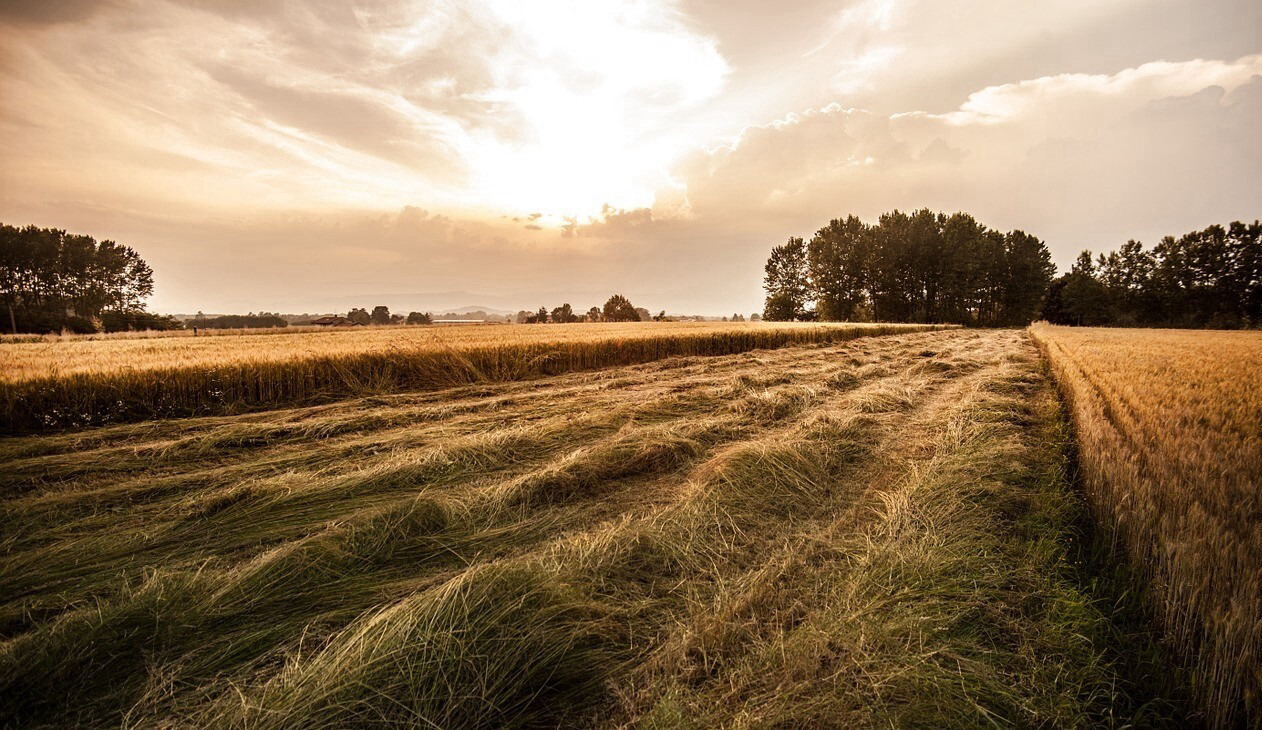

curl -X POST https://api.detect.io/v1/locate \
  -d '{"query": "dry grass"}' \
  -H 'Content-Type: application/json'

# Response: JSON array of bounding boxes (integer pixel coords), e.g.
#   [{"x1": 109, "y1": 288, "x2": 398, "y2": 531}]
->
[
  {"x1": 0, "y1": 321, "x2": 948, "y2": 430},
  {"x1": 1029, "y1": 323, "x2": 1262, "y2": 727},
  {"x1": 0, "y1": 329, "x2": 1182, "y2": 727}
]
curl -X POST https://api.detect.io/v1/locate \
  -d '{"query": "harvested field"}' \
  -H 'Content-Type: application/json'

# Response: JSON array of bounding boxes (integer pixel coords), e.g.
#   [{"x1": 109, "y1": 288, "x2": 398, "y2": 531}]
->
[
  {"x1": 0, "y1": 329, "x2": 1181, "y2": 727},
  {"x1": 1030, "y1": 324, "x2": 1262, "y2": 727},
  {"x1": 0, "y1": 321, "x2": 946, "y2": 430}
]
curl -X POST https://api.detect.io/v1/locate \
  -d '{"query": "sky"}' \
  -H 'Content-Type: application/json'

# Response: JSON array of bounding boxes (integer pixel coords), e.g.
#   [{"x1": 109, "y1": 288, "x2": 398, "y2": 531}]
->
[{"x1": 0, "y1": 0, "x2": 1259, "y2": 315}]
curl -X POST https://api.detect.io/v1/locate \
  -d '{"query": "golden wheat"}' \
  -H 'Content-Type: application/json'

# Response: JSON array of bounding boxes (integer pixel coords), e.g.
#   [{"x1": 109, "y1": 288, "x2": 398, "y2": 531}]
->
[
  {"x1": 0, "y1": 321, "x2": 949, "y2": 430},
  {"x1": 1029, "y1": 323, "x2": 1262, "y2": 727}
]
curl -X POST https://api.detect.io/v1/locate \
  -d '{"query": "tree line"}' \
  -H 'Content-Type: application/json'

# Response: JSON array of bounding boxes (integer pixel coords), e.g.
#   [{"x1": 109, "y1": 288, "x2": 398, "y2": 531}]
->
[
  {"x1": 764, "y1": 209, "x2": 1056, "y2": 326},
  {"x1": 192, "y1": 313, "x2": 289, "y2": 329},
  {"x1": 515, "y1": 294, "x2": 650, "y2": 323},
  {"x1": 1041, "y1": 221, "x2": 1262, "y2": 328},
  {"x1": 195, "y1": 309, "x2": 438, "y2": 328},
  {"x1": 324, "y1": 308, "x2": 432, "y2": 326},
  {"x1": 0, "y1": 223, "x2": 174, "y2": 333}
]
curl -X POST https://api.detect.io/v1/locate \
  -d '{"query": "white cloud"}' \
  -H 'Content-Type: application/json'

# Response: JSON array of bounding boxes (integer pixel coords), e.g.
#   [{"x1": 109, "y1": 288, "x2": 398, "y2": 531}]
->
[
  {"x1": 929, "y1": 57, "x2": 1262, "y2": 125},
  {"x1": 560, "y1": 55, "x2": 1262, "y2": 311},
  {"x1": 0, "y1": 0, "x2": 728, "y2": 220}
]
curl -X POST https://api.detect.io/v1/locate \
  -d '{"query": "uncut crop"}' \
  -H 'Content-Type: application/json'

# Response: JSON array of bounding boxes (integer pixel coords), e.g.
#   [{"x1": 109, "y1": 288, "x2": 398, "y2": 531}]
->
[
  {"x1": 0, "y1": 321, "x2": 947, "y2": 431},
  {"x1": 0, "y1": 329, "x2": 1179, "y2": 727},
  {"x1": 1030, "y1": 323, "x2": 1262, "y2": 727}
]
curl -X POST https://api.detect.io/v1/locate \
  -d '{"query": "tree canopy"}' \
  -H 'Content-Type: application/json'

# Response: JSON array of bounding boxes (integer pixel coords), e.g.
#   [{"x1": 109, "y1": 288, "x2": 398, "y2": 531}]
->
[
  {"x1": 765, "y1": 209, "x2": 1054, "y2": 326},
  {"x1": 0, "y1": 223, "x2": 157, "y2": 333},
  {"x1": 763, "y1": 237, "x2": 810, "y2": 321},
  {"x1": 602, "y1": 294, "x2": 640, "y2": 322},
  {"x1": 1042, "y1": 221, "x2": 1262, "y2": 328},
  {"x1": 196, "y1": 314, "x2": 288, "y2": 329},
  {"x1": 550, "y1": 303, "x2": 578, "y2": 323}
]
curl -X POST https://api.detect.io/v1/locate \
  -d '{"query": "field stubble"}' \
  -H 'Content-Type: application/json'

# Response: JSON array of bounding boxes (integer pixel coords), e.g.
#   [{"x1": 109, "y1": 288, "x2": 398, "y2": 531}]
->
[{"x1": 0, "y1": 328, "x2": 1181, "y2": 727}]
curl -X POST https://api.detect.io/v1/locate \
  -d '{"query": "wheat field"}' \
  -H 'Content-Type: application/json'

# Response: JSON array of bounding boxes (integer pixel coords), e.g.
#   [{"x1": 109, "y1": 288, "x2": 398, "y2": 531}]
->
[
  {"x1": 1030, "y1": 324, "x2": 1262, "y2": 727},
  {"x1": 0, "y1": 328, "x2": 1182, "y2": 727},
  {"x1": 0, "y1": 322, "x2": 947, "y2": 431}
]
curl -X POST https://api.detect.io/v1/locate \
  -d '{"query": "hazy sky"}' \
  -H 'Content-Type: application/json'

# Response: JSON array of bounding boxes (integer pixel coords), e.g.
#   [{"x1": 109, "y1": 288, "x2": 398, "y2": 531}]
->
[{"x1": 1, "y1": 0, "x2": 1259, "y2": 314}]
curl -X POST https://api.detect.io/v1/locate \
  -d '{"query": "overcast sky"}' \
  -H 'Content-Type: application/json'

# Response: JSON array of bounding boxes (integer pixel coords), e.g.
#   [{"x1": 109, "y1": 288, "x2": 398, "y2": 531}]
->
[{"x1": 0, "y1": 0, "x2": 1258, "y2": 314}]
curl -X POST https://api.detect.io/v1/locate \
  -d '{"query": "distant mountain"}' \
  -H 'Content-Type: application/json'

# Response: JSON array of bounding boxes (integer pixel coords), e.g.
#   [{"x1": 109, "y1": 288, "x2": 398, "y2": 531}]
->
[
  {"x1": 296, "y1": 291, "x2": 532, "y2": 316},
  {"x1": 436, "y1": 305, "x2": 517, "y2": 316}
]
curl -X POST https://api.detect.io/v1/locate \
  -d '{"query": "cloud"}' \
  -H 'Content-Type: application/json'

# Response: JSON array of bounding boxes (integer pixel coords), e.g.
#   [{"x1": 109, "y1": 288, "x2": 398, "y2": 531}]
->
[
  {"x1": 0, "y1": 0, "x2": 728, "y2": 217},
  {"x1": 657, "y1": 57, "x2": 1262, "y2": 255},
  {"x1": 7, "y1": 52, "x2": 1258, "y2": 316},
  {"x1": 546, "y1": 56, "x2": 1262, "y2": 312},
  {"x1": 0, "y1": 1, "x2": 1257, "y2": 317},
  {"x1": 202, "y1": 63, "x2": 465, "y2": 179}
]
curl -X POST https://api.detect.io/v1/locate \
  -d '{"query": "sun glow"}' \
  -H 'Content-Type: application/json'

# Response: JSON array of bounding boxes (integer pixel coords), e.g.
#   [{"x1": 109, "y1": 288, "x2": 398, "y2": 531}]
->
[{"x1": 445, "y1": 0, "x2": 728, "y2": 218}]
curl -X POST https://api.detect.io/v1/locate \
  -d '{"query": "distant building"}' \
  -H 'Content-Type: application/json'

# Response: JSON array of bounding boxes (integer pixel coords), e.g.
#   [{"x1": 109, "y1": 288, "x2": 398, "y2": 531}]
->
[{"x1": 310, "y1": 316, "x2": 362, "y2": 327}]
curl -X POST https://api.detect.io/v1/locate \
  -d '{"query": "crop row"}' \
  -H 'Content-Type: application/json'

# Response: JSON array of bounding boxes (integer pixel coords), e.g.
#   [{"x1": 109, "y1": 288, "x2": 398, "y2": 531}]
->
[
  {"x1": 0, "y1": 322, "x2": 948, "y2": 430},
  {"x1": 1030, "y1": 323, "x2": 1262, "y2": 727}
]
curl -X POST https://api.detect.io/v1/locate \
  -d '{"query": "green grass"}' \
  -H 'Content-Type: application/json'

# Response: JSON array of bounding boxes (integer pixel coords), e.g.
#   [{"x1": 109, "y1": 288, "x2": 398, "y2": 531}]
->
[{"x1": 0, "y1": 329, "x2": 1184, "y2": 727}]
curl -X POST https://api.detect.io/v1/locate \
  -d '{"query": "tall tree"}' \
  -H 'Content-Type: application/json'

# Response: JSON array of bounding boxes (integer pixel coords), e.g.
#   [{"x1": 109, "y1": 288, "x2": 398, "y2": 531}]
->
[
  {"x1": 999, "y1": 229, "x2": 1056, "y2": 325},
  {"x1": 808, "y1": 216, "x2": 869, "y2": 321},
  {"x1": 763, "y1": 236, "x2": 810, "y2": 321},
  {"x1": 938, "y1": 212, "x2": 985, "y2": 324},
  {"x1": 1096, "y1": 240, "x2": 1155, "y2": 324},
  {"x1": 1235, "y1": 220, "x2": 1262, "y2": 327},
  {"x1": 602, "y1": 294, "x2": 639, "y2": 322},
  {"x1": 551, "y1": 303, "x2": 576, "y2": 323},
  {"x1": 762, "y1": 293, "x2": 797, "y2": 322},
  {"x1": 867, "y1": 211, "x2": 916, "y2": 322},
  {"x1": 1060, "y1": 252, "x2": 1111, "y2": 326}
]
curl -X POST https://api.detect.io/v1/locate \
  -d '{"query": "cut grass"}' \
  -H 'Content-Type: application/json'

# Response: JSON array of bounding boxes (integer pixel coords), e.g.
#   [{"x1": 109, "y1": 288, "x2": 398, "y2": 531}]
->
[{"x1": 621, "y1": 337, "x2": 1185, "y2": 728}]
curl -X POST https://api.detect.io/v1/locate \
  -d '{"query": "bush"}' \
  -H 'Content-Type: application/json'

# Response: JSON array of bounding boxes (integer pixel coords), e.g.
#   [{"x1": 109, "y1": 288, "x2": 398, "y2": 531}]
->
[
  {"x1": 100, "y1": 310, "x2": 182, "y2": 333},
  {"x1": 11, "y1": 309, "x2": 98, "y2": 334},
  {"x1": 195, "y1": 314, "x2": 288, "y2": 329}
]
